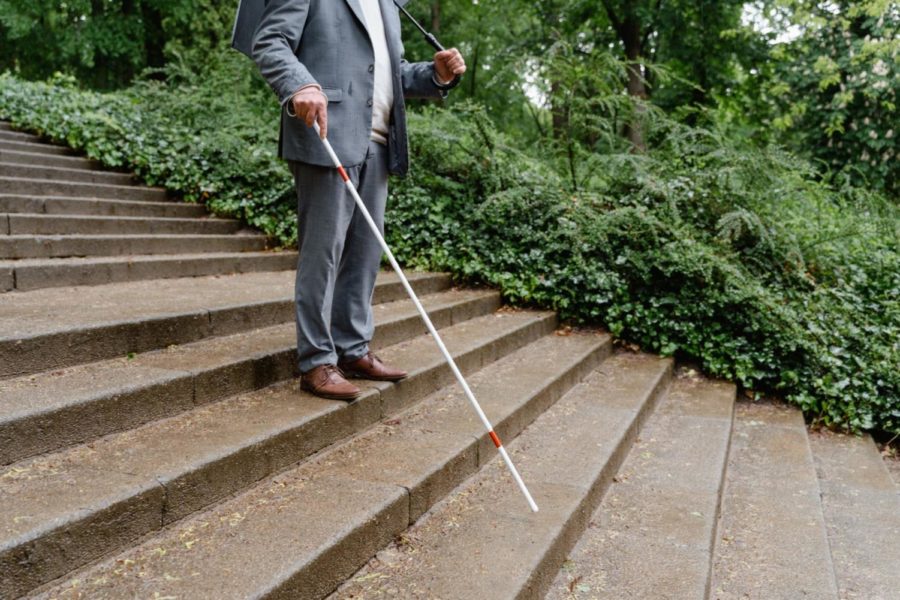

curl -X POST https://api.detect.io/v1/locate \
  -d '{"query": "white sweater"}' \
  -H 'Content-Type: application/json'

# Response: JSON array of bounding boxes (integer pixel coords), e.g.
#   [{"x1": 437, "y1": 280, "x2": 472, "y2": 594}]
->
[{"x1": 359, "y1": 0, "x2": 394, "y2": 145}]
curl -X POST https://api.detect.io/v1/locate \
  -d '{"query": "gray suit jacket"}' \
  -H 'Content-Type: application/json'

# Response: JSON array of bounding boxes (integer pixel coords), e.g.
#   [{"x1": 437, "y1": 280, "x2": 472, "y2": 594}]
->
[{"x1": 252, "y1": 0, "x2": 446, "y2": 176}]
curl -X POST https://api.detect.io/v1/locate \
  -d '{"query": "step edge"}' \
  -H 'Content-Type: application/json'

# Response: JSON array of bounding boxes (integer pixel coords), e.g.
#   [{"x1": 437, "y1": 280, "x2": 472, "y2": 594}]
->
[
  {"x1": 0, "y1": 287, "x2": 495, "y2": 453},
  {"x1": 4, "y1": 213, "x2": 240, "y2": 225},
  {"x1": 0, "y1": 176, "x2": 163, "y2": 193},
  {"x1": 704, "y1": 382, "x2": 739, "y2": 600},
  {"x1": 514, "y1": 355, "x2": 675, "y2": 599},
  {"x1": 0, "y1": 275, "x2": 468, "y2": 349},
  {"x1": 266, "y1": 333, "x2": 612, "y2": 599},
  {"x1": 2, "y1": 311, "x2": 555, "y2": 597}
]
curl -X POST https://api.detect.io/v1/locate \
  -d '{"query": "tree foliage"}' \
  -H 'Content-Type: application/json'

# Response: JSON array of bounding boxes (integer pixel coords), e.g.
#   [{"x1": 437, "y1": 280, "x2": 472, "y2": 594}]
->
[
  {"x1": 0, "y1": 0, "x2": 234, "y2": 89},
  {"x1": 720, "y1": 0, "x2": 898, "y2": 196}
]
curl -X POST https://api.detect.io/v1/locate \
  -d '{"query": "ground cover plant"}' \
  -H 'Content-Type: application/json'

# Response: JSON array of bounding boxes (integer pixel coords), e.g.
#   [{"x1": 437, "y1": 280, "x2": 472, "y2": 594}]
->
[{"x1": 1, "y1": 54, "x2": 897, "y2": 435}]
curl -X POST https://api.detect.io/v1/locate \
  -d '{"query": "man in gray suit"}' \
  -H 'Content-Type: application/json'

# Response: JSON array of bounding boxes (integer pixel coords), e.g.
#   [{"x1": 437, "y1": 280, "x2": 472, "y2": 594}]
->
[{"x1": 252, "y1": 0, "x2": 466, "y2": 400}]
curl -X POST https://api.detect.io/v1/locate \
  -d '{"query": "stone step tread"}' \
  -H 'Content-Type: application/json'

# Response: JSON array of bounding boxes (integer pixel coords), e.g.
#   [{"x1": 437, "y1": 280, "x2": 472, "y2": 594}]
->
[
  {"x1": 0, "y1": 175, "x2": 163, "y2": 194},
  {"x1": 0, "y1": 284, "x2": 484, "y2": 465},
  {"x1": 26, "y1": 327, "x2": 598, "y2": 600},
  {"x1": 809, "y1": 430, "x2": 900, "y2": 599},
  {"x1": 2, "y1": 212, "x2": 238, "y2": 225},
  {"x1": 3, "y1": 213, "x2": 240, "y2": 235},
  {"x1": 888, "y1": 457, "x2": 900, "y2": 491},
  {"x1": 0, "y1": 177, "x2": 168, "y2": 203},
  {"x1": 711, "y1": 402, "x2": 839, "y2": 600},
  {"x1": 0, "y1": 234, "x2": 268, "y2": 264},
  {"x1": 0, "y1": 162, "x2": 135, "y2": 183},
  {"x1": 3, "y1": 324, "x2": 587, "y2": 547},
  {"x1": 0, "y1": 129, "x2": 42, "y2": 142},
  {"x1": 331, "y1": 352, "x2": 673, "y2": 599},
  {"x1": 0, "y1": 139, "x2": 74, "y2": 155},
  {"x1": 546, "y1": 375, "x2": 736, "y2": 600},
  {"x1": 0, "y1": 149, "x2": 100, "y2": 168},
  {"x1": 1, "y1": 232, "x2": 263, "y2": 242},
  {"x1": 0, "y1": 147, "x2": 104, "y2": 172},
  {"x1": 0, "y1": 270, "x2": 434, "y2": 342},
  {"x1": 8, "y1": 310, "x2": 557, "y2": 599},
  {"x1": 0, "y1": 195, "x2": 206, "y2": 216},
  {"x1": 0, "y1": 270, "x2": 455, "y2": 379},
  {"x1": 3, "y1": 250, "x2": 296, "y2": 292},
  {"x1": 0, "y1": 250, "x2": 293, "y2": 269}
]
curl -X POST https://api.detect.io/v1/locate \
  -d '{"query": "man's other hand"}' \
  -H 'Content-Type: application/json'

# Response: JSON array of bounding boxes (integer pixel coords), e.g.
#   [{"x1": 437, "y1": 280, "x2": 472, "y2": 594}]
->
[
  {"x1": 434, "y1": 48, "x2": 466, "y2": 84},
  {"x1": 291, "y1": 87, "x2": 328, "y2": 139}
]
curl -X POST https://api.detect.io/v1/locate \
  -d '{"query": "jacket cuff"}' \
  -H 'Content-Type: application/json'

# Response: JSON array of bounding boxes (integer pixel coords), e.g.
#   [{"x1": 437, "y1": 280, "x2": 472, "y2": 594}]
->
[{"x1": 431, "y1": 67, "x2": 460, "y2": 98}]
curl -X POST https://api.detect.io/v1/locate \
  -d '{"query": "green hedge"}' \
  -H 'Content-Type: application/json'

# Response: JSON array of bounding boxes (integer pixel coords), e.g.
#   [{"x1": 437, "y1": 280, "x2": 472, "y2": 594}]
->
[{"x1": 1, "y1": 73, "x2": 897, "y2": 434}]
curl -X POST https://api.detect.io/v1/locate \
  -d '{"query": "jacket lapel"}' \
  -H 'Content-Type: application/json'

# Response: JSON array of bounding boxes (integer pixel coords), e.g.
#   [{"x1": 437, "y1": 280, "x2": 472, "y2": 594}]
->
[{"x1": 344, "y1": 0, "x2": 369, "y2": 35}]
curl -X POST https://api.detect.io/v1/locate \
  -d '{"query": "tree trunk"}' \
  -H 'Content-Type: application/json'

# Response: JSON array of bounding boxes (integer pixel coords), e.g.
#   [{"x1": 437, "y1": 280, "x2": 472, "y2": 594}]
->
[
  {"x1": 601, "y1": 0, "x2": 651, "y2": 150},
  {"x1": 141, "y1": 2, "x2": 166, "y2": 72},
  {"x1": 550, "y1": 79, "x2": 568, "y2": 140},
  {"x1": 620, "y1": 15, "x2": 648, "y2": 151},
  {"x1": 431, "y1": 1, "x2": 441, "y2": 34}
]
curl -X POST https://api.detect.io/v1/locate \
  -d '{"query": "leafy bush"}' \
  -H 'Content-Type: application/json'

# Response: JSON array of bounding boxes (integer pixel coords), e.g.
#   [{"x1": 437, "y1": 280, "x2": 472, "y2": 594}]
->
[
  {"x1": 390, "y1": 107, "x2": 898, "y2": 434},
  {"x1": 1, "y1": 73, "x2": 897, "y2": 435}
]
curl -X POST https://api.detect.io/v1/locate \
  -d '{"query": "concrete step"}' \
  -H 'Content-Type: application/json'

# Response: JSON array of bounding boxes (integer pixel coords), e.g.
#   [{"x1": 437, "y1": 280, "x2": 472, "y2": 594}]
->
[
  {"x1": 0, "y1": 148, "x2": 100, "y2": 171},
  {"x1": 331, "y1": 352, "x2": 672, "y2": 599},
  {"x1": 0, "y1": 284, "x2": 484, "y2": 465},
  {"x1": 809, "y1": 430, "x2": 900, "y2": 600},
  {"x1": 0, "y1": 194, "x2": 207, "y2": 218},
  {"x1": 5, "y1": 310, "x2": 561, "y2": 598},
  {"x1": 0, "y1": 232, "x2": 266, "y2": 260},
  {"x1": 888, "y1": 455, "x2": 900, "y2": 491},
  {"x1": 0, "y1": 138, "x2": 75, "y2": 155},
  {"x1": 0, "y1": 250, "x2": 298, "y2": 292},
  {"x1": 3, "y1": 213, "x2": 241, "y2": 236},
  {"x1": 0, "y1": 176, "x2": 167, "y2": 202},
  {"x1": 711, "y1": 402, "x2": 839, "y2": 599},
  {"x1": 547, "y1": 375, "x2": 736, "y2": 599},
  {"x1": 0, "y1": 270, "x2": 451, "y2": 379},
  {"x1": 0, "y1": 162, "x2": 135, "y2": 186},
  {"x1": 0, "y1": 128, "x2": 42, "y2": 143}
]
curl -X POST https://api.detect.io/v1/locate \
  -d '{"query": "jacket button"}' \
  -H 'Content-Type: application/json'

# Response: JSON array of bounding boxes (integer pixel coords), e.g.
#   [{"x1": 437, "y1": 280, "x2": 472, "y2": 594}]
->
[
  {"x1": 368, "y1": 64, "x2": 375, "y2": 73},
  {"x1": 367, "y1": 98, "x2": 374, "y2": 107}
]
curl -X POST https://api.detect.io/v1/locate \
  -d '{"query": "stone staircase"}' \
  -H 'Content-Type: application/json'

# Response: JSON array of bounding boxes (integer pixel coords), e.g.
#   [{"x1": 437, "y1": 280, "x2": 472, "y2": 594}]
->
[
  {"x1": 0, "y1": 123, "x2": 293, "y2": 292},
  {"x1": 0, "y1": 122, "x2": 897, "y2": 600}
]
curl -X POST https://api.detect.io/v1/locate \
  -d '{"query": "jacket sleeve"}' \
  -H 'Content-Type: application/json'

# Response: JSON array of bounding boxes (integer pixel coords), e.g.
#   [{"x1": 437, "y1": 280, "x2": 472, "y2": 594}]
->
[
  {"x1": 397, "y1": 38, "x2": 449, "y2": 100},
  {"x1": 251, "y1": 0, "x2": 318, "y2": 108}
]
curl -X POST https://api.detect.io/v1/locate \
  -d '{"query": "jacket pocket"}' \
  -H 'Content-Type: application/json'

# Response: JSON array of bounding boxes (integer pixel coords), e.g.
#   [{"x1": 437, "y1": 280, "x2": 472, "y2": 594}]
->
[{"x1": 321, "y1": 87, "x2": 343, "y2": 103}]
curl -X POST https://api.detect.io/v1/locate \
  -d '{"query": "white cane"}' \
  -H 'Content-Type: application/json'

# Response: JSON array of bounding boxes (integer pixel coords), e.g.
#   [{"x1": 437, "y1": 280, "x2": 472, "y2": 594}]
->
[{"x1": 312, "y1": 122, "x2": 539, "y2": 513}]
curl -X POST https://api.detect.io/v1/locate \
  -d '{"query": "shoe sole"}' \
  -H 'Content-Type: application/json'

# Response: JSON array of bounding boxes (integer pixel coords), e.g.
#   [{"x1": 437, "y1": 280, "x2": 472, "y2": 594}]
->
[
  {"x1": 341, "y1": 371, "x2": 408, "y2": 383},
  {"x1": 299, "y1": 382, "x2": 361, "y2": 402}
]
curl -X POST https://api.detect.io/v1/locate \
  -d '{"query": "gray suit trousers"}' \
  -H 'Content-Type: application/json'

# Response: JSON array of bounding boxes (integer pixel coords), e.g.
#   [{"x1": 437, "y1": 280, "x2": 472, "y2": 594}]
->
[{"x1": 289, "y1": 140, "x2": 388, "y2": 373}]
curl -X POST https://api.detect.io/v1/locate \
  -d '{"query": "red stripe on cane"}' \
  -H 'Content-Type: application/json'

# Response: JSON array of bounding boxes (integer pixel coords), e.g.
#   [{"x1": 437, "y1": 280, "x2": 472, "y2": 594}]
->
[
  {"x1": 489, "y1": 430, "x2": 502, "y2": 448},
  {"x1": 337, "y1": 166, "x2": 350, "y2": 182}
]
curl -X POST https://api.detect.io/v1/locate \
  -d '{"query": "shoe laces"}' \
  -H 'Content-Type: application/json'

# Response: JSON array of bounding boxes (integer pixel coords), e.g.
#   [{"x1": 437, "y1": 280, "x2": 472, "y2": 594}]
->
[{"x1": 321, "y1": 364, "x2": 346, "y2": 382}]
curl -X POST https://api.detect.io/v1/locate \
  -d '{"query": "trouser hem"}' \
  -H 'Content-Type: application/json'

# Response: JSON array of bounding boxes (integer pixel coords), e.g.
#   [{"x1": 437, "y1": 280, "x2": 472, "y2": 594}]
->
[{"x1": 299, "y1": 352, "x2": 339, "y2": 375}]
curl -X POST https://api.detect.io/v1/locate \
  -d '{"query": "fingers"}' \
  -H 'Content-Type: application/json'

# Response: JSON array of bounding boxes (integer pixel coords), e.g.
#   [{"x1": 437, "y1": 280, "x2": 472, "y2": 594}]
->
[
  {"x1": 304, "y1": 105, "x2": 317, "y2": 128},
  {"x1": 292, "y1": 89, "x2": 328, "y2": 137},
  {"x1": 317, "y1": 109, "x2": 328, "y2": 140},
  {"x1": 435, "y1": 48, "x2": 467, "y2": 76}
]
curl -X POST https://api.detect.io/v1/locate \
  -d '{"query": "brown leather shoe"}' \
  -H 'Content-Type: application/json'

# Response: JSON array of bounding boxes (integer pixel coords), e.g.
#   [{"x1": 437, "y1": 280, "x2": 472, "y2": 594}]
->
[
  {"x1": 300, "y1": 364, "x2": 361, "y2": 401},
  {"x1": 339, "y1": 351, "x2": 408, "y2": 382}
]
